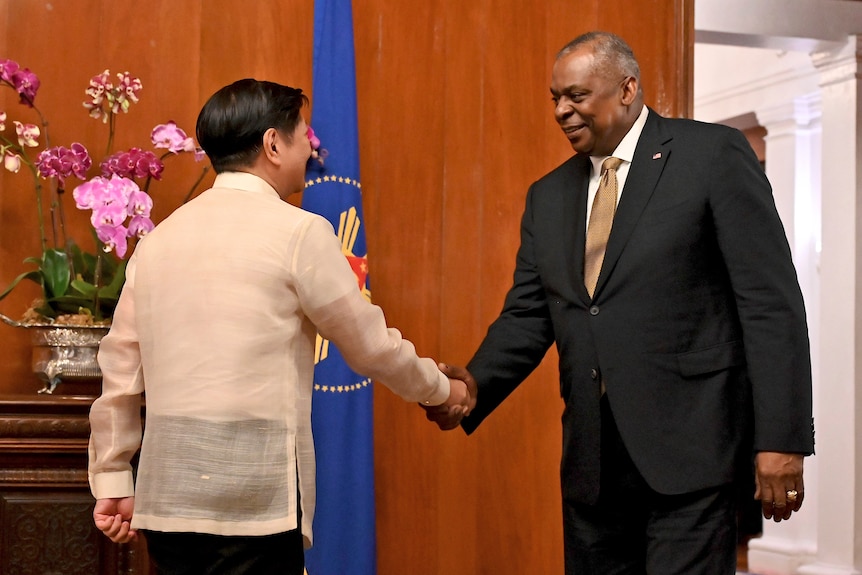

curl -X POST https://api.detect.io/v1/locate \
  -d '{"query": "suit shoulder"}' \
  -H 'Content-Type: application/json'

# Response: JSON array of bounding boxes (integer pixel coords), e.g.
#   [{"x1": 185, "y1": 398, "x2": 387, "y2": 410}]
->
[
  {"x1": 657, "y1": 114, "x2": 743, "y2": 141},
  {"x1": 531, "y1": 154, "x2": 587, "y2": 190}
]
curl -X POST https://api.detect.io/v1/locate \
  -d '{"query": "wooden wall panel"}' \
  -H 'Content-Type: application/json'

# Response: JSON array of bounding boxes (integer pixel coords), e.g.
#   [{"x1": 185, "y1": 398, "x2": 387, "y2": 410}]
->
[{"x1": 1, "y1": 0, "x2": 692, "y2": 572}]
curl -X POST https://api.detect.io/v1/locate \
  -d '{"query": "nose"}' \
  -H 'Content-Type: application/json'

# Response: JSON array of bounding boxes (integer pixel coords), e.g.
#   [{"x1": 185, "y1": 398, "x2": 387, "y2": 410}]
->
[{"x1": 554, "y1": 97, "x2": 573, "y2": 123}]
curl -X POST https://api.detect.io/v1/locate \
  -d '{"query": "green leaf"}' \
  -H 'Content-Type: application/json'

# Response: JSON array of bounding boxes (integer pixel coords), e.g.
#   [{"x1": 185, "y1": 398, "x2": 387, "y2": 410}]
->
[
  {"x1": 69, "y1": 279, "x2": 98, "y2": 297},
  {"x1": 41, "y1": 249, "x2": 71, "y2": 299},
  {"x1": 69, "y1": 241, "x2": 87, "y2": 279},
  {"x1": 98, "y1": 259, "x2": 127, "y2": 300},
  {"x1": 50, "y1": 294, "x2": 95, "y2": 306},
  {"x1": 101, "y1": 252, "x2": 119, "y2": 277},
  {"x1": 33, "y1": 302, "x2": 56, "y2": 318},
  {"x1": 0, "y1": 269, "x2": 42, "y2": 300}
]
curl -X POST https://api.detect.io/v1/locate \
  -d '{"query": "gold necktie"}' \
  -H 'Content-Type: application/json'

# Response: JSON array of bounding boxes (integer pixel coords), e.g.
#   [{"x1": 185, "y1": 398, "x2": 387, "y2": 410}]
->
[{"x1": 584, "y1": 156, "x2": 623, "y2": 297}]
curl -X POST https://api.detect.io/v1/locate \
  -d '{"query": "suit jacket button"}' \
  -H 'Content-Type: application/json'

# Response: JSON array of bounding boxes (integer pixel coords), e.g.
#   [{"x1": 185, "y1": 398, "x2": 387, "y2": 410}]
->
[
  {"x1": 589, "y1": 305, "x2": 600, "y2": 316},
  {"x1": 590, "y1": 368, "x2": 599, "y2": 380}
]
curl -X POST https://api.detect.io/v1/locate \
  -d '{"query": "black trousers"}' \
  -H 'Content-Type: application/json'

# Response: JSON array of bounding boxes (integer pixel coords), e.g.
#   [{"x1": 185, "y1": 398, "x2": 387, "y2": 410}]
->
[
  {"x1": 142, "y1": 528, "x2": 305, "y2": 575},
  {"x1": 562, "y1": 396, "x2": 737, "y2": 575}
]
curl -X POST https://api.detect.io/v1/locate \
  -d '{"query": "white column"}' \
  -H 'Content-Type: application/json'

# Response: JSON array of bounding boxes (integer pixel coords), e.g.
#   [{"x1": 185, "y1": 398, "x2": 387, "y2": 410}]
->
[
  {"x1": 747, "y1": 94, "x2": 822, "y2": 575},
  {"x1": 793, "y1": 35, "x2": 862, "y2": 575}
]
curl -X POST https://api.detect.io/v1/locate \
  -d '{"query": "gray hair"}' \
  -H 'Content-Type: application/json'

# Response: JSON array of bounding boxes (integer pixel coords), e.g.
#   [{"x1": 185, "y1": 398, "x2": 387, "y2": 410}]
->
[{"x1": 557, "y1": 31, "x2": 641, "y2": 82}]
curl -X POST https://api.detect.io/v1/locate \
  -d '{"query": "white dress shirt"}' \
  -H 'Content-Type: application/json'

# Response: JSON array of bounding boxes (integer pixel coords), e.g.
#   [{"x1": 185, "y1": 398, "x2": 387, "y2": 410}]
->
[{"x1": 585, "y1": 105, "x2": 649, "y2": 226}]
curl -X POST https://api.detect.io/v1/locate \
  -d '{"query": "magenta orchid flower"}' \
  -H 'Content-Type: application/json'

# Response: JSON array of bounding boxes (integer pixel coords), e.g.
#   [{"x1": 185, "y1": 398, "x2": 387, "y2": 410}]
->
[
  {"x1": 13, "y1": 121, "x2": 40, "y2": 147},
  {"x1": 0, "y1": 59, "x2": 17, "y2": 83},
  {"x1": 100, "y1": 148, "x2": 164, "y2": 180},
  {"x1": 36, "y1": 143, "x2": 92, "y2": 186},
  {"x1": 306, "y1": 126, "x2": 326, "y2": 165},
  {"x1": 11, "y1": 68, "x2": 40, "y2": 107},
  {"x1": 307, "y1": 126, "x2": 321, "y2": 150},
  {"x1": 0, "y1": 59, "x2": 40, "y2": 106}
]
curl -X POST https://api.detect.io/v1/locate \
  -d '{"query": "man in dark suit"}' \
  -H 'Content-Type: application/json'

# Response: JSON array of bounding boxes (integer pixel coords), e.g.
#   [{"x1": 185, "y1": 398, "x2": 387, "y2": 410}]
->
[{"x1": 426, "y1": 31, "x2": 814, "y2": 574}]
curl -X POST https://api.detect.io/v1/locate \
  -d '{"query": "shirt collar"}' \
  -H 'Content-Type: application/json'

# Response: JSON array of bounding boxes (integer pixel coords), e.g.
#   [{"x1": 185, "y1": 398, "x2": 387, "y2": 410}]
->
[
  {"x1": 589, "y1": 104, "x2": 649, "y2": 175},
  {"x1": 212, "y1": 171, "x2": 280, "y2": 198}
]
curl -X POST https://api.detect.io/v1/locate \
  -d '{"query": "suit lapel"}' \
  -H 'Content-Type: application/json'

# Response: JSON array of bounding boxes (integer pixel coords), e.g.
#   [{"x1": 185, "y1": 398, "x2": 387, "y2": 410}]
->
[
  {"x1": 559, "y1": 154, "x2": 592, "y2": 305},
  {"x1": 593, "y1": 111, "x2": 672, "y2": 297}
]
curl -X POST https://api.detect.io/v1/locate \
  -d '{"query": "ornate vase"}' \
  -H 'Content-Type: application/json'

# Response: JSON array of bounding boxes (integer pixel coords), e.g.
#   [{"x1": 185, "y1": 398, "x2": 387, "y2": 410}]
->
[{"x1": 0, "y1": 314, "x2": 109, "y2": 394}]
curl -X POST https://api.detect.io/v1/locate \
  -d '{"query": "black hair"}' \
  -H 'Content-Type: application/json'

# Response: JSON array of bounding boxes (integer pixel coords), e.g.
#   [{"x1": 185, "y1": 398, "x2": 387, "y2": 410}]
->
[{"x1": 196, "y1": 79, "x2": 309, "y2": 174}]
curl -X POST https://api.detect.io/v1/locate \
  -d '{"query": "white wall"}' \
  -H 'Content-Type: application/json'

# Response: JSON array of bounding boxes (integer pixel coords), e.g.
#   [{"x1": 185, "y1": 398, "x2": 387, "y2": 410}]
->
[{"x1": 695, "y1": 1, "x2": 862, "y2": 573}]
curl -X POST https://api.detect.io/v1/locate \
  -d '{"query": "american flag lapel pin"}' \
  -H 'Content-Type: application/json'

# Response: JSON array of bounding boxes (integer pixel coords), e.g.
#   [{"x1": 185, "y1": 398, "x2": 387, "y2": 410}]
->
[{"x1": 652, "y1": 152, "x2": 662, "y2": 160}]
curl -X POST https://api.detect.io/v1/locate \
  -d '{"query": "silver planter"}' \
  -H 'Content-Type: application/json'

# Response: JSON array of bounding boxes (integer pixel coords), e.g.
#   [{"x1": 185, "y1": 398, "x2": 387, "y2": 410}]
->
[{"x1": 1, "y1": 314, "x2": 109, "y2": 394}]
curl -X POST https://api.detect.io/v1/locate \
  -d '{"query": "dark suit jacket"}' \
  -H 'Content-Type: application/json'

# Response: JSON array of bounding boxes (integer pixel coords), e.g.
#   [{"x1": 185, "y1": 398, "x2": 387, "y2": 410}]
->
[{"x1": 462, "y1": 108, "x2": 815, "y2": 505}]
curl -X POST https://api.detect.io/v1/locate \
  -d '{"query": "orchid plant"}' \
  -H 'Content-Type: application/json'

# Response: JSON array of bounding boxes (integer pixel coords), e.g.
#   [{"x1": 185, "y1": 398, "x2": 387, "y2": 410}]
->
[{"x1": 0, "y1": 60, "x2": 207, "y2": 324}]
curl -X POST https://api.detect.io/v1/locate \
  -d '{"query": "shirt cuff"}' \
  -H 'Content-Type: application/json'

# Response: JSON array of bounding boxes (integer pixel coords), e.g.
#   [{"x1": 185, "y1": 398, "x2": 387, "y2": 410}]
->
[
  {"x1": 421, "y1": 370, "x2": 451, "y2": 406},
  {"x1": 89, "y1": 470, "x2": 135, "y2": 499}
]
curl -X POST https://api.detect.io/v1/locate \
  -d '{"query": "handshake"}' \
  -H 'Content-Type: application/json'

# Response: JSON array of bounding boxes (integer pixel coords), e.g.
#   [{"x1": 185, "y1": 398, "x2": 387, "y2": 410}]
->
[{"x1": 422, "y1": 363, "x2": 477, "y2": 431}]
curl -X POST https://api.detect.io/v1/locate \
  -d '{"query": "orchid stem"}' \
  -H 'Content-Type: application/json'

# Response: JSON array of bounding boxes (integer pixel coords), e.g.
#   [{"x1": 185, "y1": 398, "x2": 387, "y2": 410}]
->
[
  {"x1": 182, "y1": 166, "x2": 210, "y2": 204},
  {"x1": 93, "y1": 253, "x2": 103, "y2": 321}
]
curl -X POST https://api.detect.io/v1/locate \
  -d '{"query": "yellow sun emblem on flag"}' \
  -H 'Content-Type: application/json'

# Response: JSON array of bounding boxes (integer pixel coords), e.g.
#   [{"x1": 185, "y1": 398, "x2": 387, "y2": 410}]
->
[{"x1": 313, "y1": 204, "x2": 371, "y2": 372}]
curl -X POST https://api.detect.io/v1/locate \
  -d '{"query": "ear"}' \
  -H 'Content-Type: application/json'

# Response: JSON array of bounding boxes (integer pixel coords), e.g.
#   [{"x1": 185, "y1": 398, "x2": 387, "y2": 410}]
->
[
  {"x1": 263, "y1": 127, "x2": 280, "y2": 163},
  {"x1": 620, "y1": 76, "x2": 639, "y2": 106}
]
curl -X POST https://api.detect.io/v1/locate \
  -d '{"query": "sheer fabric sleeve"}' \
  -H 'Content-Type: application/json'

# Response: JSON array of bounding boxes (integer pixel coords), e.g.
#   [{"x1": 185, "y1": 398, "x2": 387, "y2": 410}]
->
[
  {"x1": 88, "y1": 253, "x2": 145, "y2": 498},
  {"x1": 293, "y1": 216, "x2": 449, "y2": 406}
]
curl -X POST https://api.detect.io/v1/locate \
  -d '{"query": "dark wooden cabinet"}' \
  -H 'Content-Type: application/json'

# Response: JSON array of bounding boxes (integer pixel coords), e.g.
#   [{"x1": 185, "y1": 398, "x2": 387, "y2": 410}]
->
[{"x1": 0, "y1": 393, "x2": 151, "y2": 574}]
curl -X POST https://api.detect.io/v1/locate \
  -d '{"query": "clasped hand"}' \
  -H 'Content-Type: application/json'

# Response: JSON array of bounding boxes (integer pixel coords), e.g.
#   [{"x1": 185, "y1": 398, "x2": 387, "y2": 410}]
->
[{"x1": 421, "y1": 363, "x2": 477, "y2": 430}]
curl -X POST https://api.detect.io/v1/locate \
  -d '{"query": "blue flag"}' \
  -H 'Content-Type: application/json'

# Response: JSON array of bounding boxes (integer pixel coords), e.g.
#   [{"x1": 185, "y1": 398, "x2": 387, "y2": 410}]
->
[{"x1": 302, "y1": 0, "x2": 375, "y2": 574}]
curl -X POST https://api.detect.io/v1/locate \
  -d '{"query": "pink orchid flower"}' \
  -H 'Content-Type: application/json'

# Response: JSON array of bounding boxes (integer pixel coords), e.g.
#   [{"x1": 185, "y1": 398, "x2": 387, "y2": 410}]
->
[
  {"x1": 151, "y1": 121, "x2": 196, "y2": 154},
  {"x1": 73, "y1": 174, "x2": 136, "y2": 213},
  {"x1": 74, "y1": 175, "x2": 152, "y2": 258},
  {"x1": 0, "y1": 111, "x2": 6, "y2": 131},
  {"x1": 127, "y1": 189, "x2": 153, "y2": 217},
  {"x1": 91, "y1": 201, "x2": 128, "y2": 229},
  {"x1": 96, "y1": 224, "x2": 129, "y2": 258},
  {"x1": 127, "y1": 215, "x2": 155, "y2": 239},
  {"x1": 72, "y1": 178, "x2": 99, "y2": 210},
  {"x1": 13, "y1": 120, "x2": 40, "y2": 147}
]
